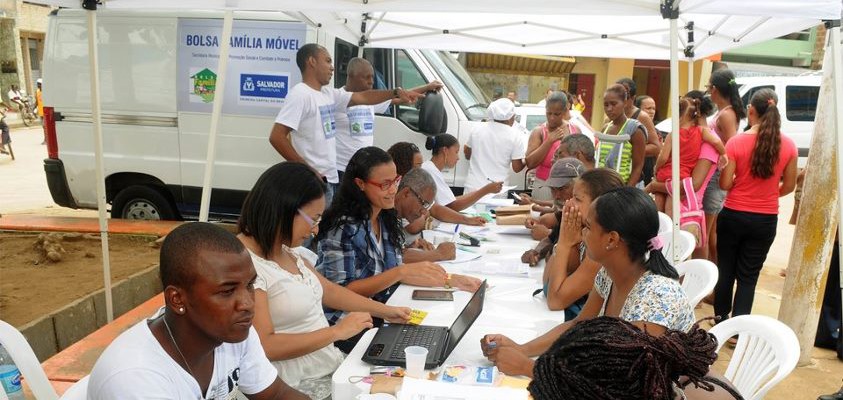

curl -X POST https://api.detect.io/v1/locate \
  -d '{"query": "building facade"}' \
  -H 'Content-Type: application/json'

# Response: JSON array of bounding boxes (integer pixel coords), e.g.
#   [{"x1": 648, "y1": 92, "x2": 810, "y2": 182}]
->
[{"x1": 1, "y1": 0, "x2": 51, "y2": 108}]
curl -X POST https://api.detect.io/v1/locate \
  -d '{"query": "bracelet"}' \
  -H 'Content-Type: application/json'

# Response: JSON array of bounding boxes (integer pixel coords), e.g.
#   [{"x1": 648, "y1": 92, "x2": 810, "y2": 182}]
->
[{"x1": 444, "y1": 273, "x2": 452, "y2": 289}]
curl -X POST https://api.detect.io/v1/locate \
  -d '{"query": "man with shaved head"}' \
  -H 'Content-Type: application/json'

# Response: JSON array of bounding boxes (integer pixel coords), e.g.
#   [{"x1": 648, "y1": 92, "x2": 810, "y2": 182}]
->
[
  {"x1": 334, "y1": 57, "x2": 443, "y2": 179},
  {"x1": 87, "y1": 222, "x2": 308, "y2": 399}
]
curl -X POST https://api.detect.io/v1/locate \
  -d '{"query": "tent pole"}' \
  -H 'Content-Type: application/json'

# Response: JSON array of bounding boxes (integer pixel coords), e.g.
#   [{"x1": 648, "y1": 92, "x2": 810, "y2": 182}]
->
[
  {"x1": 85, "y1": 3, "x2": 113, "y2": 322},
  {"x1": 668, "y1": 8, "x2": 681, "y2": 263},
  {"x1": 778, "y1": 20, "x2": 841, "y2": 365},
  {"x1": 198, "y1": 10, "x2": 234, "y2": 222},
  {"x1": 831, "y1": 20, "x2": 843, "y2": 360}
]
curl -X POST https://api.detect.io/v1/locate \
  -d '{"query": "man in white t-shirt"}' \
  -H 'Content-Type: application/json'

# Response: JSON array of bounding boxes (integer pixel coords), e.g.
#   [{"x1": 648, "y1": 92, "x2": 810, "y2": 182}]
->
[
  {"x1": 270, "y1": 44, "x2": 422, "y2": 205},
  {"x1": 335, "y1": 57, "x2": 443, "y2": 180},
  {"x1": 6, "y1": 85, "x2": 25, "y2": 112},
  {"x1": 462, "y1": 98, "x2": 527, "y2": 193},
  {"x1": 87, "y1": 223, "x2": 308, "y2": 400}
]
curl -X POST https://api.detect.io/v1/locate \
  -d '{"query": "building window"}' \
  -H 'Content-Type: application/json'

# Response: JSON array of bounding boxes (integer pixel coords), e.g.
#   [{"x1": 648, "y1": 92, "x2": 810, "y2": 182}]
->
[{"x1": 786, "y1": 85, "x2": 819, "y2": 122}]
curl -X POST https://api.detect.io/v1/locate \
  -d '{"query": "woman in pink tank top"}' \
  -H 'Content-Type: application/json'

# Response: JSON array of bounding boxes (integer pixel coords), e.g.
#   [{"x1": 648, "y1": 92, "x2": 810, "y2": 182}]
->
[
  {"x1": 702, "y1": 69, "x2": 746, "y2": 262},
  {"x1": 526, "y1": 92, "x2": 580, "y2": 201}
]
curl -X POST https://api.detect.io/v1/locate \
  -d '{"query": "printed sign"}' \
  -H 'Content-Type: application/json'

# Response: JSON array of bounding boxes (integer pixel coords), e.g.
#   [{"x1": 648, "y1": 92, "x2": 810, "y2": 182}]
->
[{"x1": 177, "y1": 19, "x2": 306, "y2": 116}]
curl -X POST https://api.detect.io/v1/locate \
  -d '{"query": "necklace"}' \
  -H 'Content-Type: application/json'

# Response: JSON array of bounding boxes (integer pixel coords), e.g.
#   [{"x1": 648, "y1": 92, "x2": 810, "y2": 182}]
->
[{"x1": 162, "y1": 315, "x2": 195, "y2": 377}]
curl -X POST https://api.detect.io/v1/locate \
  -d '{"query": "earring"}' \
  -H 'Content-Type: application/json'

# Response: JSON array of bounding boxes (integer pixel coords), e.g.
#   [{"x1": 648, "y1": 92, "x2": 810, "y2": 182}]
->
[
  {"x1": 605, "y1": 245, "x2": 610, "y2": 250},
  {"x1": 179, "y1": 307, "x2": 184, "y2": 313}
]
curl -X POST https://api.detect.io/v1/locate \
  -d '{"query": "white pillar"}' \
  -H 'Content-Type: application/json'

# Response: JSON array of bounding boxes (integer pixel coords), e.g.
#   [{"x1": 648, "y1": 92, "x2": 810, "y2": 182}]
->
[
  {"x1": 198, "y1": 11, "x2": 234, "y2": 222},
  {"x1": 87, "y1": 9, "x2": 113, "y2": 322}
]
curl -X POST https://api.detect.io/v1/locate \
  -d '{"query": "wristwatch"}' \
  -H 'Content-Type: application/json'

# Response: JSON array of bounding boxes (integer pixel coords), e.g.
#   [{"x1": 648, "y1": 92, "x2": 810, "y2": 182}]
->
[
  {"x1": 444, "y1": 273, "x2": 452, "y2": 289},
  {"x1": 392, "y1": 87, "x2": 403, "y2": 98}
]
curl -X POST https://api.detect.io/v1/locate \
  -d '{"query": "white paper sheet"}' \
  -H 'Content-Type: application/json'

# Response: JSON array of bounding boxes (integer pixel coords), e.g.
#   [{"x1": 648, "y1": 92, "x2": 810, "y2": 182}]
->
[
  {"x1": 433, "y1": 223, "x2": 489, "y2": 235},
  {"x1": 495, "y1": 226, "x2": 532, "y2": 235},
  {"x1": 397, "y1": 377, "x2": 529, "y2": 400},
  {"x1": 440, "y1": 248, "x2": 483, "y2": 264},
  {"x1": 463, "y1": 261, "x2": 529, "y2": 277}
]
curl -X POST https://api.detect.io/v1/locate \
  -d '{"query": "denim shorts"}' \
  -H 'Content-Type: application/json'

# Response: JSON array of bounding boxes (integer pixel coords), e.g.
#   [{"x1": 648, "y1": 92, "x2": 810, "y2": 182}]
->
[{"x1": 703, "y1": 168, "x2": 727, "y2": 214}]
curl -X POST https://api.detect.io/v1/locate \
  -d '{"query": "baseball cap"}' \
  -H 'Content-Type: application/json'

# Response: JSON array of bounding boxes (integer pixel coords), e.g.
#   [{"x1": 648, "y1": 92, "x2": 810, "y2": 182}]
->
[
  {"x1": 487, "y1": 98, "x2": 515, "y2": 121},
  {"x1": 545, "y1": 157, "x2": 585, "y2": 188}
]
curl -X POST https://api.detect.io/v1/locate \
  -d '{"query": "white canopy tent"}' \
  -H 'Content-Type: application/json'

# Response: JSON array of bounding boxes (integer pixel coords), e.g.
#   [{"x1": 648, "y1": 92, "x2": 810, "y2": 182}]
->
[{"x1": 31, "y1": 0, "x2": 842, "y2": 337}]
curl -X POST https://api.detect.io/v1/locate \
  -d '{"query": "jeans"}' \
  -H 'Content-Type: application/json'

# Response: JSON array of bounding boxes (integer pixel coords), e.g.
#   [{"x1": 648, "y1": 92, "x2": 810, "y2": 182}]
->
[
  {"x1": 325, "y1": 181, "x2": 339, "y2": 207},
  {"x1": 816, "y1": 243, "x2": 842, "y2": 359},
  {"x1": 714, "y1": 207, "x2": 778, "y2": 321}
]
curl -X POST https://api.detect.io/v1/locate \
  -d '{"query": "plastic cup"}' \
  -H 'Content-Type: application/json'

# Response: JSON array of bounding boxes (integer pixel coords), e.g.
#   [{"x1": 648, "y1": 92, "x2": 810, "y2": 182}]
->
[
  {"x1": 403, "y1": 345, "x2": 429, "y2": 378},
  {"x1": 433, "y1": 234, "x2": 451, "y2": 246},
  {"x1": 530, "y1": 210, "x2": 541, "y2": 220}
]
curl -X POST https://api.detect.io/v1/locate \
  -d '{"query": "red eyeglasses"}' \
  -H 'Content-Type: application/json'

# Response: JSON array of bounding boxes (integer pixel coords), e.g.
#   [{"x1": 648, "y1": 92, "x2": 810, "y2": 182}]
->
[{"x1": 365, "y1": 175, "x2": 402, "y2": 191}]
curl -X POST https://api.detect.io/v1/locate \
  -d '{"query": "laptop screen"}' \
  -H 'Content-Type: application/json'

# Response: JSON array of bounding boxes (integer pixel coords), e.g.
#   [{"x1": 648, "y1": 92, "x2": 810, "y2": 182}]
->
[{"x1": 444, "y1": 281, "x2": 487, "y2": 355}]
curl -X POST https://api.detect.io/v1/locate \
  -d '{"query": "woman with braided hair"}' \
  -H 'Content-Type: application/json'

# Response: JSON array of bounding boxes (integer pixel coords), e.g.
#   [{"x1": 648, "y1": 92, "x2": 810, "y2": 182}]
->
[
  {"x1": 481, "y1": 187, "x2": 694, "y2": 376},
  {"x1": 528, "y1": 317, "x2": 743, "y2": 400}
]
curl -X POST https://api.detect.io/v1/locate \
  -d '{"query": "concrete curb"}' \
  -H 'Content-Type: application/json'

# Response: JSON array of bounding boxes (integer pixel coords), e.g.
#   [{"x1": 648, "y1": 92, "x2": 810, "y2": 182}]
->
[{"x1": 17, "y1": 264, "x2": 162, "y2": 362}]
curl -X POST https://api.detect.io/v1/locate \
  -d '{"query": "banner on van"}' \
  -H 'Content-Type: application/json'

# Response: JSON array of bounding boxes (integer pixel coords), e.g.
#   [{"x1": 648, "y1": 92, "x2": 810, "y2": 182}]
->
[{"x1": 177, "y1": 19, "x2": 305, "y2": 117}]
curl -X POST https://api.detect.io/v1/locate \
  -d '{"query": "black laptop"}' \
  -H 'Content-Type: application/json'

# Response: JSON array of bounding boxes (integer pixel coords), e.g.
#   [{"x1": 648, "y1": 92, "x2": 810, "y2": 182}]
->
[{"x1": 362, "y1": 281, "x2": 487, "y2": 369}]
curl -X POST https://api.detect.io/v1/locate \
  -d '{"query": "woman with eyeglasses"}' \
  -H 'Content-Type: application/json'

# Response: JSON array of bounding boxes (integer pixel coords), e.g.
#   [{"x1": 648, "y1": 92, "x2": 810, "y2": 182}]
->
[
  {"x1": 316, "y1": 147, "x2": 481, "y2": 329},
  {"x1": 236, "y1": 162, "x2": 412, "y2": 399}
]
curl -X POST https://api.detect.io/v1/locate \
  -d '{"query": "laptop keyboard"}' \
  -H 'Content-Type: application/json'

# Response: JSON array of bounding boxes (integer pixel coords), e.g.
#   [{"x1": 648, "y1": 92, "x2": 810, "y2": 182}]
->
[{"x1": 390, "y1": 325, "x2": 440, "y2": 359}]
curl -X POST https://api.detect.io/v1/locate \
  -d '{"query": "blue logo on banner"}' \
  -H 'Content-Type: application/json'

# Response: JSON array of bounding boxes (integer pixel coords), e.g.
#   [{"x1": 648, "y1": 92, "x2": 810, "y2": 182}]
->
[{"x1": 240, "y1": 74, "x2": 288, "y2": 98}]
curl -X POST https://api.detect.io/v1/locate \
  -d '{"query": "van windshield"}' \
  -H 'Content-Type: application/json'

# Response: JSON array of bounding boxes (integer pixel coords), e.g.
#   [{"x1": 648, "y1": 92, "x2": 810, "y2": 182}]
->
[{"x1": 421, "y1": 50, "x2": 489, "y2": 121}]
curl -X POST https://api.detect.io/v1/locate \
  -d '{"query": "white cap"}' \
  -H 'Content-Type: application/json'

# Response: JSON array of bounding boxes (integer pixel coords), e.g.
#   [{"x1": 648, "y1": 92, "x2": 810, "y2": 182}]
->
[
  {"x1": 487, "y1": 98, "x2": 515, "y2": 121},
  {"x1": 36, "y1": 78, "x2": 42, "y2": 84}
]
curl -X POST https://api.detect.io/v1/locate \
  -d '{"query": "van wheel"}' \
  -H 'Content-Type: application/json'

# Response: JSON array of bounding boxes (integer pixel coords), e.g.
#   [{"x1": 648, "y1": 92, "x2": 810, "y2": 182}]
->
[{"x1": 112, "y1": 185, "x2": 176, "y2": 220}]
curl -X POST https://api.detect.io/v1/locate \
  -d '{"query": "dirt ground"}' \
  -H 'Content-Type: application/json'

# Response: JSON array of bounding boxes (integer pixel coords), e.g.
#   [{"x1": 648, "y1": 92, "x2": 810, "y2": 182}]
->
[{"x1": 0, "y1": 231, "x2": 160, "y2": 327}]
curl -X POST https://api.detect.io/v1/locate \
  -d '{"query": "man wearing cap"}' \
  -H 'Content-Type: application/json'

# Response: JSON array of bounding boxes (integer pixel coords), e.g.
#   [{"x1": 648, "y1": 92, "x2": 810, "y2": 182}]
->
[
  {"x1": 462, "y1": 98, "x2": 527, "y2": 193},
  {"x1": 522, "y1": 158, "x2": 585, "y2": 265}
]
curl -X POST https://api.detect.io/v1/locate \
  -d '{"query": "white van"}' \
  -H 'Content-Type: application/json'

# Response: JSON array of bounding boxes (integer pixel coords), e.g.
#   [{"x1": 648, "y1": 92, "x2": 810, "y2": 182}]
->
[
  {"x1": 42, "y1": 9, "x2": 500, "y2": 221},
  {"x1": 735, "y1": 75, "x2": 820, "y2": 167},
  {"x1": 656, "y1": 74, "x2": 820, "y2": 167}
]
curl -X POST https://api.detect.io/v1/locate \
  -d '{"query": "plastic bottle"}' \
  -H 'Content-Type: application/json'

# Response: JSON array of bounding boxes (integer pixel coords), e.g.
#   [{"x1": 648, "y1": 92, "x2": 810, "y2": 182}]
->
[{"x1": 0, "y1": 345, "x2": 24, "y2": 400}]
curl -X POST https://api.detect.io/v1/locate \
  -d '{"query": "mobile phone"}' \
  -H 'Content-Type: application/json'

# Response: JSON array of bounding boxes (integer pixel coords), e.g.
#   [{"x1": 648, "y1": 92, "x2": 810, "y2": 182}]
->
[{"x1": 412, "y1": 289, "x2": 454, "y2": 301}]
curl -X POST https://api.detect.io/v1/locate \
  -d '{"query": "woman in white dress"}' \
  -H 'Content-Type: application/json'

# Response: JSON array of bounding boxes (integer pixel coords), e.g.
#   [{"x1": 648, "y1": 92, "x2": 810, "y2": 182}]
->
[{"x1": 237, "y1": 162, "x2": 411, "y2": 399}]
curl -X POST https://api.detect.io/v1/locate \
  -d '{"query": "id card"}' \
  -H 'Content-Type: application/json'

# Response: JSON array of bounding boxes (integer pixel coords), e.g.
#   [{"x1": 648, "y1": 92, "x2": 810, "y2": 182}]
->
[
  {"x1": 318, "y1": 104, "x2": 336, "y2": 139},
  {"x1": 347, "y1": 107, "x2": 375, "y2": 137},
  {"x1": 408, "y1": 309, "x2": 428, "y2": 325}
]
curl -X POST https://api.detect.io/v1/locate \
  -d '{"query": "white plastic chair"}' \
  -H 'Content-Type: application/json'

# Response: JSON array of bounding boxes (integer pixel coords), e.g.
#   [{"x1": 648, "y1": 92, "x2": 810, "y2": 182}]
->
[
  {"x1": 0, "y1": 320, "x2": 59, "y2": 399},
  {"x1": 658, "y1": 211, "x2": 673, "y2": 234},
  {"x1": 659, "y1": 229, "x2": 695, "y2": 264},
  {"x1": 59, "y1": 375, "x2": 88, "y2": 400},
  {"x1": 709, "y1": 315, "x2": 800, "y2": 400},
  {"x1": 674, "y1": 259, "x2": 718, "y2": 308}
]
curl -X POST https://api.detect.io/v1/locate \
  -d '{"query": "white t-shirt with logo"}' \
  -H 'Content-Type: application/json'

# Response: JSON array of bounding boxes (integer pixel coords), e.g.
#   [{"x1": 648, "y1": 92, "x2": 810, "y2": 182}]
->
[
  {"x1": 87, "y1": 313, "x2": 279, "y2": 400},
  {"x1": 464, "y1": 121, "x2": 527, "y2": 193},
  {"x1": 335, "y1": 87, "x2": 392, "y2": 172},
  {"x1": 274, "y1": 83, "x2": 353, "y2": 184},
  {"x1": 422, "y1": 160, "x2": 456, "y2": 207}
]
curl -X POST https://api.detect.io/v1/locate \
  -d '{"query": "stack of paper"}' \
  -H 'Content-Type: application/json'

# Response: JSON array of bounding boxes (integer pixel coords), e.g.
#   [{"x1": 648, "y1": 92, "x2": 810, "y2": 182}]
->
[
  {"x1": 476, "y1": 195, "x2": 515, "y2": 208},
  {"x1": 463, "y1": 261, "x2": 529, "y2": 277},
  {"x1": 496, "y1": 226, "x2": 532, "y2": 235}
]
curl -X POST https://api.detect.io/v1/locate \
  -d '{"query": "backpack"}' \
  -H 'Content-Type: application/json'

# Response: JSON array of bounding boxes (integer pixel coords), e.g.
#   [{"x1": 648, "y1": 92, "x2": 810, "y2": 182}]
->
[{"x1": 665, "y1": 177, "x2": 705, "y2": 249}]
